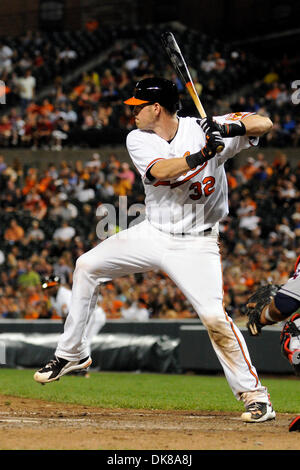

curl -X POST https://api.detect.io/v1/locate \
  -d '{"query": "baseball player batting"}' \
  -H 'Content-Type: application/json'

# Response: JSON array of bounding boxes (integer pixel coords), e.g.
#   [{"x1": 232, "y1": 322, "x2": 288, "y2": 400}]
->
[{"x1": 34, "y1": 77, "x2": 275, "y2": 422}]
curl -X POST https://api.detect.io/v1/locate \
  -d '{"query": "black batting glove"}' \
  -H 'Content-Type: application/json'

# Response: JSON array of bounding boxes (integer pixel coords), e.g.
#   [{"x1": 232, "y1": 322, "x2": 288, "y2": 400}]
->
[
  {"x1": 186, "y1": 134, "x2": 219, "y2": 169},
  {"x1": 204, "y1": 131, "x2": 224, "y2": 155},
  {"x1": 197, "y1": 117, "x2": 225, "y2": 153},
  {"x1": 198, "y1": 117, "x2": 220, "y2": 135},
  {"x1": 218, "y1": 120, "x2": 246, "y2": 137},
  {"x1": 186, "y1": 118, "x2": 226, "y2": 170},
  {"x1": 199, "y1": 116, "x2": 246, "y2": 138}
]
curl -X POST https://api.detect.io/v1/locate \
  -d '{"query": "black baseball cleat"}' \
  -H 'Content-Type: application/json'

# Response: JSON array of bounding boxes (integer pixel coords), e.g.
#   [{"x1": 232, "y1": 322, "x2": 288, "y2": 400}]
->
[
  {"x1": 33, "y1": 355, "x2": 92, "y2": 384},
  {"x1": 241, "y1": 401, "x2": 276, "y2": 423}
]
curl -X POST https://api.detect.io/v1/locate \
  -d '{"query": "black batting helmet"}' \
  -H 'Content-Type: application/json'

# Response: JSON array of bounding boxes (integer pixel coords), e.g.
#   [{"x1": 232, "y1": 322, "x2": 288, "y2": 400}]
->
[
  {"x1": 124, "y1": 77, "x2": 179, "y2": 110},
  {"x1": 41, "y1": 275, "x2": 61, "y2": 289}
]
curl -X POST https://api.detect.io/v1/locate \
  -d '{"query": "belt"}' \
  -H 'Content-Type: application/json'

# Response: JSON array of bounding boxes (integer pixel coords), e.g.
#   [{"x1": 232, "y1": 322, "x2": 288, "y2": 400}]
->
[{"x1": 169, "y1": 227, "x2": 213, "y2": 237}]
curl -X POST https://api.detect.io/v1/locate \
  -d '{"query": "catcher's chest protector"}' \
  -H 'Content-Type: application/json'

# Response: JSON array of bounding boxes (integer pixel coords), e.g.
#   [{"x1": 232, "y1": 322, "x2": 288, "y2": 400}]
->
[{"x1": 280, "y1": 313, "x2": 300, "y2": 375}]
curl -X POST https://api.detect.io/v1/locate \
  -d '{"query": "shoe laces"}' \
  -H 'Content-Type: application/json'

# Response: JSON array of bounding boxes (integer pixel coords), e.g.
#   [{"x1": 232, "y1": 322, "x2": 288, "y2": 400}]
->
[
  {"x1": 247, "y1": 402, "x2": 264, "y2": 412},
  {"x1": 45, "y1": 357, "x2": 61, "y2": 368}
]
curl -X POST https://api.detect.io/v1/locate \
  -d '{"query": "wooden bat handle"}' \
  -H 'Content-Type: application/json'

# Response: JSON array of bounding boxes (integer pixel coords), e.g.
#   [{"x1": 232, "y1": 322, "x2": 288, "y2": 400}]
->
[
  {"x1": 185, "y1": 82, "x2": 206, "y2": 118},
  {"x1": 186, "y1": 82, "x2": 224, "y2": 153}
]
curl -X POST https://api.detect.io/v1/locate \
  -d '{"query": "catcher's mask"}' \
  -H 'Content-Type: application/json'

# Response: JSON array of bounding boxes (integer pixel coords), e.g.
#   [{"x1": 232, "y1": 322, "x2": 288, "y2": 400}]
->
[{"x1": 280, "y1": 313, "x2": 300, "y2": 375}]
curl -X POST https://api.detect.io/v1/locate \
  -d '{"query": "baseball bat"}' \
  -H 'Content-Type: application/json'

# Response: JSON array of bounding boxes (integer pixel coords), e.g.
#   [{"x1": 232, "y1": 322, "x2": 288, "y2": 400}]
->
[{"x1": 161, "y1": 31, "x2": 224, "y2": 153}]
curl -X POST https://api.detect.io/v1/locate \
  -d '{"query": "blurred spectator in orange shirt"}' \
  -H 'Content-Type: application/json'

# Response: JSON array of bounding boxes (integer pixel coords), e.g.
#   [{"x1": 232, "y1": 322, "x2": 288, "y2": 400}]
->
[
  {"x1": 0, "y1": 115, "x2": 12, "y2": 146},
  {"x1": 113, "y1": 175, "x2": 132, "y2": 196},
  {"x1": 39, "y1": 98, "x2": 54, "y2": 116},
  {"x1": 265, "y1": 82, "x2": 281, "y2": 101},
  {"x1": 22, "y1": 167, "x2": 38, "y2": 195},
  {"x1": 227, "y1": 172, "x2": 238, "y2": 190},
  {"x1": 85, "y1": 19, "x2": 99, "y2": 32},
  {"x1": 4, "y1": 218, "x2": 24, "y2": 242},
  {"x1": 240, "y1": 157, "x2": 258, "y2": 180}
]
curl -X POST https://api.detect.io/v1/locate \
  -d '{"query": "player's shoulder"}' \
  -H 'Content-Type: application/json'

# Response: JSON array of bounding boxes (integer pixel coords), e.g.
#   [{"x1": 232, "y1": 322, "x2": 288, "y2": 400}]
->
[
  {"x1": 178, "y1": 115, "x2": 198, "y2": 124},
  {"x1": 178, "y1": 115, "x2": 201, "y2": 130},
  {"x1": 126, "y1": 128, "x2": 155, "y2": 147},
  {"x1": 126, "y1": 128, "x2": 140, "y2": 144},
  {"x1": 214, "y1": 111, "x2": 255, "y2": 124}
]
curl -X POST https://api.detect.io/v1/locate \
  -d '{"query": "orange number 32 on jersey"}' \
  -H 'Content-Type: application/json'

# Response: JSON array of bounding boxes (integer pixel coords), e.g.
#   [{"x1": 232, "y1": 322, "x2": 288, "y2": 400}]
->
[{"x1": 189, "y1": 176, "x2": 215, "y2": 200}]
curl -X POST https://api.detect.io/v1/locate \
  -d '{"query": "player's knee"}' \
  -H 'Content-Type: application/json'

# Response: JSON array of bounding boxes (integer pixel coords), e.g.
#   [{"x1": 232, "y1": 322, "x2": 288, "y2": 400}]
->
[
  {"x1": 200, "y1": 312, "x2": 225, "y2": 330},
  {"x1": 75, "y1": 253, "x2": 95, "y2": 274},
  {"x1": 75, "y1": 251, "x2": 110, "y2": 278}
]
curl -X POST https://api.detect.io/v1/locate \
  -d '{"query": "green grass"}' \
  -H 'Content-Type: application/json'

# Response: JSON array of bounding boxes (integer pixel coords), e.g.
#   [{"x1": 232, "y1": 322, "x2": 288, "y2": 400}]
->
[{"x1": 0, "y1": 368, "x2": 299, "y2": 413}]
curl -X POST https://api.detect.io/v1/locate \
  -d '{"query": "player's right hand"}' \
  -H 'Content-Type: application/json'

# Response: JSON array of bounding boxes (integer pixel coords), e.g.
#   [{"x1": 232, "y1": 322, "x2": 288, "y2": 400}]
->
[
  {"x1": 203, "y1": 132, "x2": 225, "y2": 158},
  {"x1": 186, "y1": 122, "x2": 224, "y2": 169},
  {"x1": 198, "y1": 118, "x2": 225, "y2": 154}
]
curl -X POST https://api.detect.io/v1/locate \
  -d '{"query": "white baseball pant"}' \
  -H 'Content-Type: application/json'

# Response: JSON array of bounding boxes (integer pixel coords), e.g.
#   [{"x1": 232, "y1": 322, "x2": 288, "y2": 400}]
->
[
  {"x1": 84, "y1": 306, "x2": 106, "y2": 356},
  {"x1": 56, "y1": 219, "x2": 268, "y2": 402}
]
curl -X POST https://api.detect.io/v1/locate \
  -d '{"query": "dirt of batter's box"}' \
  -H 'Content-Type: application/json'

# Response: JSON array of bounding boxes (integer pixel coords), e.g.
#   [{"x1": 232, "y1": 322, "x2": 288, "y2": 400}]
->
[{"x1": 0, "y1": 395, "x2": 299, "y2": 450}]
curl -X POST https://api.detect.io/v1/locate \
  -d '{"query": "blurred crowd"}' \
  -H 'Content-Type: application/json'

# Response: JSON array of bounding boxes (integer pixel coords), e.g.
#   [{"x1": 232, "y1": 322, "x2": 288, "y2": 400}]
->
[
  {"x1": 0, "y1": 25, "x2": 299, "y2": 150},
  {"x1": 0, "y1": 24, "x2": 299, "y2": 323},
  {"x1": 0, "y1": 148, "x2": 299, "y2": 322}
]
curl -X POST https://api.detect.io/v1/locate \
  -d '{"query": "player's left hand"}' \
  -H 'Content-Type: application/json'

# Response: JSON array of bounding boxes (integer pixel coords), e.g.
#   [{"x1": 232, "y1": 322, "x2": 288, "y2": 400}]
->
[
  {"x1": 199, "y1": 116, "x2": 246, "y2": 138},
  {"x1": 198, "y1": 117, "x2": 220, "y2": 135}
]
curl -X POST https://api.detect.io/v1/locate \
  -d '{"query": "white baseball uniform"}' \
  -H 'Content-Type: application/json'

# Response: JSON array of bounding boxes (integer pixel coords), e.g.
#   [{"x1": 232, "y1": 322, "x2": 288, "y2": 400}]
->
[
  {"x1": 278, "y1": 255, "x2": 300, "y2": 302},
  {"x1": 50, "y1": 286, "x2": 72, "y2": 320},
  {"x1": 52, "y1": 285, "x2": 106, "y2": 355},
  {"x1": 55, "y1": 111, "x2": 269, "y2": 405}
]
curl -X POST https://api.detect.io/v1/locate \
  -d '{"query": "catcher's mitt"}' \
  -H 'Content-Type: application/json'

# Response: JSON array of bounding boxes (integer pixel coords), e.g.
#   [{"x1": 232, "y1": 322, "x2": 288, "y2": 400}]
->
[
  {"x1": 245, "y1": 284, "x2": 281, "y2": 336},
  {"x1": 280, "y1": 313, "x2": 300, "y2": 376}
]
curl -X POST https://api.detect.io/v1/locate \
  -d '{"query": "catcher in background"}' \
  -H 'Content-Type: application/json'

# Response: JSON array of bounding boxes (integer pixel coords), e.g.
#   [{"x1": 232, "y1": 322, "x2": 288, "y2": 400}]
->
[
  {"x1": 246, "y1": 255, "x2": 300, "y2": 376},
  {"x1": 41, "y1": 274, "x2": 106, "y2": 371}
]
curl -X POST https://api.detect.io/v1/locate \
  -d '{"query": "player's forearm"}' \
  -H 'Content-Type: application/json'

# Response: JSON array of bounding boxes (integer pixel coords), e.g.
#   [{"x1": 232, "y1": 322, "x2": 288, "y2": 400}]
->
[
  {"x1": 150, "y1": 137, "x2": 220, "y2": 180},
  {"x1": 260, "y1": 299, "x2": 284, "y2": 325},
  {"x1": 241, "y1": 115, "x2": 273, "y2": 137},
  {"x1": 150, "y1": 157, "x2": 190, "y2": 180},
  {"x1": 261, "y1": 293, "x2": 300, "y2": 325}
]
